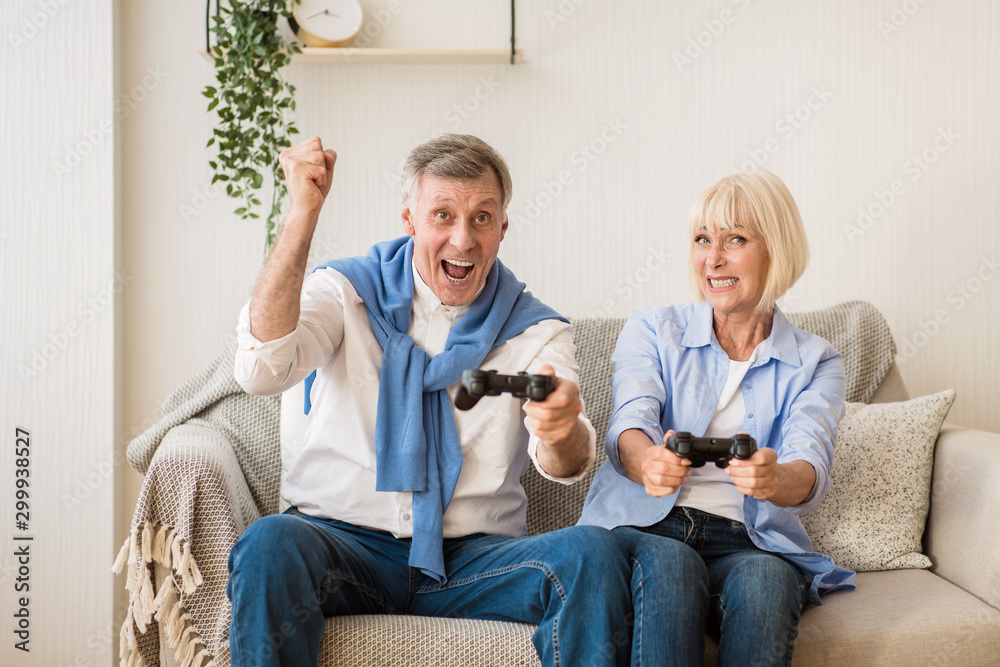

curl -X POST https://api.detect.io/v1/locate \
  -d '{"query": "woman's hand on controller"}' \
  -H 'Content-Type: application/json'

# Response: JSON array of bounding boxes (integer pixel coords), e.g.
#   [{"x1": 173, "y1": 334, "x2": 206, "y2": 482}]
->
[{"x1": 640, "y1": 430, "x2": 691, "y2": 497}]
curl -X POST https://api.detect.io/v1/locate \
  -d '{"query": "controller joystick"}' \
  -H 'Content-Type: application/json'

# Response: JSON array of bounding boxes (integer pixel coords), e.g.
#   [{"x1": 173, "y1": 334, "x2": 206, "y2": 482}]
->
[
  {"x1": 454, "y1": 369, "x2": 555, "y2": 411},
  {"x1": 664, "y1": 432, "x2": 757, "y2": 468}
]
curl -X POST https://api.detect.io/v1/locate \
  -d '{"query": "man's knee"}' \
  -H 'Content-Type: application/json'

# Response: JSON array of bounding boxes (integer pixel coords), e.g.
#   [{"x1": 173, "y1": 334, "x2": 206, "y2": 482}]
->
[
  {"x1": 535, "y1": 526, "x2": 630, "y2": 595},
  {"x1": 230, "y1": 514, "x2": 309, "y2": 576},
  {"x1": 557, "y1": 526, "x2": 627, "y2": 566}
]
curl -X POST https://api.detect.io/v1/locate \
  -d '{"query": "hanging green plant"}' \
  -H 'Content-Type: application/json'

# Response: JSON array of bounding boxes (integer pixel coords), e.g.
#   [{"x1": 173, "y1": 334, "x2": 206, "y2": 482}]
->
[{"x1": 203, "y1": 0, "x2": 302, "y2": 255}]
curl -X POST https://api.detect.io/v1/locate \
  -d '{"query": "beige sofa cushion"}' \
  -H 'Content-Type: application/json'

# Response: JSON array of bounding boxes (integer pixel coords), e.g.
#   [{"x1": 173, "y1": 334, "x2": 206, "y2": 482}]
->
[
  {"x1": 320, "y1": 614, "x2": 538, "y2": 666},
  {"x1": 802, "y1": 390, "x2": 955, "y2": 572},
  {"x1": 789, "y1": 570, "x2": 1000, "y2": 666},
  {"x1": 704, "y1": 570, "x2": 1000, "y2": 665}
]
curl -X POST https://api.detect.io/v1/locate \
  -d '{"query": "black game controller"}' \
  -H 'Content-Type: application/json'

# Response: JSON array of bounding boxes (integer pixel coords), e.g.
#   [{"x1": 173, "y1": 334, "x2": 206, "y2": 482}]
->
[
  {"x1": 454, "y1": 370, "x2": 556, "y2": 411},
  {"x1": 664, "y1": 432, "x2": 757, "y2": 468}
]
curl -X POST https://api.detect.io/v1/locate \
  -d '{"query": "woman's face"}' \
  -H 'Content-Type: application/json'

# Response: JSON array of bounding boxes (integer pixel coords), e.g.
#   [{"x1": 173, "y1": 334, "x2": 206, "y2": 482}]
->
[{"x1": 691, "y1": 226, "x2": 770, "y2": 317}]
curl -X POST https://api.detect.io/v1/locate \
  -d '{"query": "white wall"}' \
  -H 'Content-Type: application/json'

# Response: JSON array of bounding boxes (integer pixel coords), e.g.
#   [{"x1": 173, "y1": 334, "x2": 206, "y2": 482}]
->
[
  {"x1": 114, "y1": 0, "x2": 996, "y2": 658},
  {"x1": 1, "y1": 0, "x2": 119, "y2": 663}
]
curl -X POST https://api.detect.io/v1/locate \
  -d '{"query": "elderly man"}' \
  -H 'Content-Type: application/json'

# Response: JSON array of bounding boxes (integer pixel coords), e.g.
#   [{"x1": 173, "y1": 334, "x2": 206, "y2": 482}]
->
[{"x1": 227, "y1": 134, "x2": 631, "y2": 666}]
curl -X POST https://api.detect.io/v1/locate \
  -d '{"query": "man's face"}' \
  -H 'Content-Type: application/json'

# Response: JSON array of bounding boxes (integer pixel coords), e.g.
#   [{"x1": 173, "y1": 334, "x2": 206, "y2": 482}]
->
[{"x1": 403, "y1": 170, "x2": 508, "y2": 307}]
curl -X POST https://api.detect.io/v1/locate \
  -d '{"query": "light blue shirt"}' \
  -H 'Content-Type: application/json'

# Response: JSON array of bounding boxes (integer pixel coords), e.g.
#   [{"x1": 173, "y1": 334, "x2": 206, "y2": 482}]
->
[{"x1": 578, "y1": 302, "x2": 855, "y2": 604}]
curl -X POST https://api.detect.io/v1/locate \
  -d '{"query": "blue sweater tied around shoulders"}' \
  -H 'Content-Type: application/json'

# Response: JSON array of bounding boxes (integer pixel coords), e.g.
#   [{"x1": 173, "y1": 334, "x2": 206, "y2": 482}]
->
[{"x1": 304, "y1": 236, "x2": 565, "y2": 582}]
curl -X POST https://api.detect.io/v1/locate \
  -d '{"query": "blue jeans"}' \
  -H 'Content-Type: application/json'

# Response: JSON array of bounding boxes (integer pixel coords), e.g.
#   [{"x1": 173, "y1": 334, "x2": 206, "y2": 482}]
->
[
  {"x1": 227, "y1": 508, "x2": 632, "y2": 667},
  {"x1": 614, "y1": 507, "x2": 808, "y2": 667}
]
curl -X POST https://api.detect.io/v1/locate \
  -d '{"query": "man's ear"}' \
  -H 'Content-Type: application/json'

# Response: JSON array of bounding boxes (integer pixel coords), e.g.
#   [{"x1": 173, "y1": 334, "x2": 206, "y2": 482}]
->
[
  {"x1": 402, "y1": 204, "x2": 415, "y2": 236},
  {"x1": 500, "y1": 214, "x2": 508, "y2": 242}
]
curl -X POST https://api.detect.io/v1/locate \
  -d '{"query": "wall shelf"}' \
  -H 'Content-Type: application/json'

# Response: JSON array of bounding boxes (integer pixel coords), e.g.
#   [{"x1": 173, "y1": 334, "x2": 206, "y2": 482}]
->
[
  {"x1": 203, "y1": 0, "x2": 521, "y2": 65},
  {"x1": 198, "y1": 46, "x2": 524, "y2": 65}
]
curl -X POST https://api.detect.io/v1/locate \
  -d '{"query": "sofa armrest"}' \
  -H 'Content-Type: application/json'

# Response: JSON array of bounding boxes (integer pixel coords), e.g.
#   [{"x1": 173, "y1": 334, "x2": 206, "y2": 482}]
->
[
  {"x1": 924, "y1": 423, "x2": 1000, "y2": 610},
  {"x1": 117, "y1": 422, "x2": 260, "y2": 666},
  {"x1": 149, "y1": 420, "x2": 262, "y2": 533}
]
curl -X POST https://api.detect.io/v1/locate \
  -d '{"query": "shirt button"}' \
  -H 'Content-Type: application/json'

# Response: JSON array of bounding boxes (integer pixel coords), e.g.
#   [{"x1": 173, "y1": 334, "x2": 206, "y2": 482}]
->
[
  {"x1": 402, "y1": 513, "x2": 411, "y2": 521},
  {"x1": 747, "y1": 413, "x2": 753, "y2": 419},
  {"x1": 745, "y1": 384, "x2": 751, "y2": 389}
]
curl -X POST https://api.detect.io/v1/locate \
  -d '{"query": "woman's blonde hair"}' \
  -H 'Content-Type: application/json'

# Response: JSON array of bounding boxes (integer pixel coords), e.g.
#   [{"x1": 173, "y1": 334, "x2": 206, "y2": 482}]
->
[{"x1": 688, "y1": 170, "x2": 809, "y2": 312}]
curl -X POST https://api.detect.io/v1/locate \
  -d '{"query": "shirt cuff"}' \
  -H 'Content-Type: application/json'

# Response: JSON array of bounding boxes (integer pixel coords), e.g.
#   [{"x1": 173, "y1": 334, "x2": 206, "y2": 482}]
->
[
  {"x1": 527, "y1": 413, "x2": 597, "y2": 485},
  {"x1": 606, "y1": 419, "x2": 663, "y2": 477},
  {"x1": 234, "y1": 301, "x2": 300, "y2": 381},
  {"x1": 777, "y1": 452, "x2": 829, "y2": 514}
]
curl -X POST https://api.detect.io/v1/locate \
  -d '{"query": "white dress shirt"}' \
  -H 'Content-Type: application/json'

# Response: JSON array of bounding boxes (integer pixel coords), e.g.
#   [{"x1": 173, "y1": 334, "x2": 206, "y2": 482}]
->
[{"x1": 234, "y1": 263, "x2": 596, "y2": 539}]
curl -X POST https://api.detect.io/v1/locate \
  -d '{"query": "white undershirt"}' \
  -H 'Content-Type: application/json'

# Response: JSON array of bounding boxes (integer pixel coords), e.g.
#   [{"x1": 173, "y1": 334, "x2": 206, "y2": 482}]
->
[{"x1": 675, "y1": 341, "x2": 764, "y2": 523}]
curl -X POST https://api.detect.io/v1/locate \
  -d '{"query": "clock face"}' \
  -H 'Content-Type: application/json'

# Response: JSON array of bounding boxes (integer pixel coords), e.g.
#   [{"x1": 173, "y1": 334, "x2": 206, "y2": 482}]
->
[{"x1": 293, "y1": 0, "x2": 364, "y2": 46}]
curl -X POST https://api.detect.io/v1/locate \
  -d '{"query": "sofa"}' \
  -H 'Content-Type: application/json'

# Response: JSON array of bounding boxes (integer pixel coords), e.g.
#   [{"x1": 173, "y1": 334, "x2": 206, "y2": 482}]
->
[{"x1": 115, "y1": 301, "x2": 1000, "y2": 666}]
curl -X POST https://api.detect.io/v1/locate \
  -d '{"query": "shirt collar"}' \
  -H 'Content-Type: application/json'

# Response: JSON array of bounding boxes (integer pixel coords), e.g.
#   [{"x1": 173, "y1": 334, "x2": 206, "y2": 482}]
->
[
  {"x1": 680, "y1": 301, "x2": 716, "y2": 348},
  {"x1": 680, "y1": 301, "x2": 802, "y2": 367},
  {"x1": 765, "y1": 306, "x2": 802, "y2": 367}
]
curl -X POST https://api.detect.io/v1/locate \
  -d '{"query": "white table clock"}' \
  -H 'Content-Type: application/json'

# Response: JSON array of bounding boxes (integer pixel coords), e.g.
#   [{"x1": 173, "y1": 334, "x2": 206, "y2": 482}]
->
[{"x1": 289, "y1": 0, "x2": 364, "y2": 48}]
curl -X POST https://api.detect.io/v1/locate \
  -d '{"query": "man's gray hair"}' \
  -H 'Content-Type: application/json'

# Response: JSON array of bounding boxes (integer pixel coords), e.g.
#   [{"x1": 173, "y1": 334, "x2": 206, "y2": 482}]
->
[{"x1": 400, "y1": 134, "x2": 513, "y2": 211}]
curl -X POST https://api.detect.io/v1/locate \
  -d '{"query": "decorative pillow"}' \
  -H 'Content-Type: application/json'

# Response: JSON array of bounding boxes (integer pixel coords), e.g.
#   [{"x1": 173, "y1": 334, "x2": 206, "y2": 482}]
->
[{"x1": 802, "y1": 389, "x2": 955, "y2": 572}]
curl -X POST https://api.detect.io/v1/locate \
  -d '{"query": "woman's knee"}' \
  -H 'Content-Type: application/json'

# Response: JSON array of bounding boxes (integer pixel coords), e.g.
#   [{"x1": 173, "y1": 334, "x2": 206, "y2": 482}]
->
[
  {"x1": 621, "y1": 529, "x2": 706, "y2": 579},
  {"x1": 614, "y1": 527, "x2": 709, "y2": 611},
  {"x1": 718, "y1": 553, "x2": 806, "y2": 613}
]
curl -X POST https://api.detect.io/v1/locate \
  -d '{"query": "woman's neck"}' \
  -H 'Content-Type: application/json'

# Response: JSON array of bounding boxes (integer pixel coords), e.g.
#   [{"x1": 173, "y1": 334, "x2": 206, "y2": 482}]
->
[{"x1": 713, "y1": 308, "x2": 774, "y2": 361}]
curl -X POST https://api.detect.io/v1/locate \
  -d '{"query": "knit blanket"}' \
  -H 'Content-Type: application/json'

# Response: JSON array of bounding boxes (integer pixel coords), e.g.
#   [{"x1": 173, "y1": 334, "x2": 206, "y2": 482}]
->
[
  {"x1": 114, "y1": 300, "x2": 896, "y2": 667},
  {"x1": 114, "y1": 340, "x2": 280, "y2": 666}
]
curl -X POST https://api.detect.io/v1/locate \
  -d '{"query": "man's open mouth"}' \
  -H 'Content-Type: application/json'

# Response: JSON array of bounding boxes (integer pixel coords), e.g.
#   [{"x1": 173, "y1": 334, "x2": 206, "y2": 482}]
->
[{"x1": 442, "y1": 259, "x2": 474, "y2": 283}]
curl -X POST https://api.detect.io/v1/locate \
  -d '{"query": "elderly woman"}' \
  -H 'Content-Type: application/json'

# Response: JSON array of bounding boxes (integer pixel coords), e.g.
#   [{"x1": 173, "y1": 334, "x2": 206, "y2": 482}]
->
[{"x1": 578, "y1": 170, "x2": 855, "y2": 666}]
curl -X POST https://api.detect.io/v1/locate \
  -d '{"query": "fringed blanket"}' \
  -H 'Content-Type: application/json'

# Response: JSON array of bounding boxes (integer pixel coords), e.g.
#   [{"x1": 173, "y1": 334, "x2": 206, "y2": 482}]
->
[{"x1": 114, "y1": 341, "x2": 280, "y2": 666}]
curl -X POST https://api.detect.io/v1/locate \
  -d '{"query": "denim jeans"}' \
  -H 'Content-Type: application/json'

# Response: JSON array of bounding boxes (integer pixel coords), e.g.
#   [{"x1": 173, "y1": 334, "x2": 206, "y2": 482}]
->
[
  {"x1": 613, "y1": 507, "x2": 808, "y2": 667},
  {"x1": 227, "y1": 508, "x2": 632, "y2": 667}
]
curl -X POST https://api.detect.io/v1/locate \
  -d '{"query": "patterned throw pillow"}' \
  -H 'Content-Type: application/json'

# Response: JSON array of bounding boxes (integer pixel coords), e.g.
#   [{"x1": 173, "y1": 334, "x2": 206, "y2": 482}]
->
[{"x1": 801, "y1": 390, "x2": 956, "y2": 572}]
